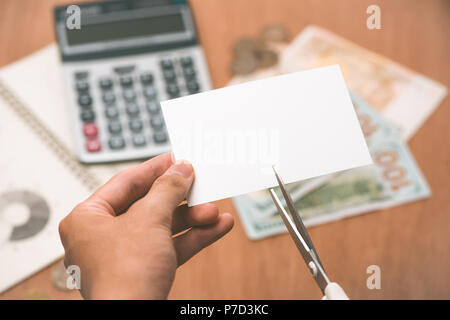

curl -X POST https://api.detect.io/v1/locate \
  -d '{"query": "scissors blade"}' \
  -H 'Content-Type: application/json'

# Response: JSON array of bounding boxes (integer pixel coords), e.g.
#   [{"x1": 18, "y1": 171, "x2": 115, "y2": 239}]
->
[
  {"x1": 272, "y1": 166, "x2": 326, "y2": 272},
  {"x1": 270, "y1": 188, "x2": 329, "y2": 293}
]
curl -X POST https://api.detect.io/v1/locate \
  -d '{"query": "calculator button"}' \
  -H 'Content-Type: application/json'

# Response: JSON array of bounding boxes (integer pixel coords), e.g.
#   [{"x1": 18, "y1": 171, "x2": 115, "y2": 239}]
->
[
  {"x1": 166, "y1": 83, "x2": 180, "y2": 97},
  {"x1": 102, "y1": 91, "x2": 116, "y2": 104},
  {"x1": 129, "y1": 119, "x2": 143, "y2": 132},
  {"x1": 78, "y1": 94, "x2": 92, "y2": 107},
  {"x1": 140, "y1": 72, "x2": 154, "y2": 85},
  {"x1": 120, "y1": 75, "x2": 133, "y2": 87},
  {"x1": 123, "y1": 89, "x2": 137, "y2": 102},
  {"x1": 143, "y1": 86, "x2": 157, "y2": 100},
  {"x1": 180, "y1": 56, "x2": 193, "y2": 67},
  {"x1": 153, "y1": 131, "x2": 168, "y2": 144},
  {"x1": 86, "y1": 138, "x2": 101, "y2": 153},
  {"x1": 114, "y1": 65, "x2": 135, "y2": 74},
  {"x1": 150, "y1": 116, "x2": 165, "y2": 130},
  {"x1": 163, "y1": 69, "x2": 176, "y2": 82},
  {"x1": 76, "y1": 80, "x2": 90, "y2": 92},
  {"x1": 146, "y1": 101, "x2": 161, "y2": 115},
  {"x1": 80, "y1": 109, "x2": 95, "y2": 122},
  {"x1": 108, "y1": 136, "x2": 126, "y2": 150},
  {"x1": 183, "y1": 66, "x2": 196, "y2": 80},
  {"x1": 160, "y1": 59, "x2": 174, "y2": 69},
  {"x1": 126, "y1": 103, "x2": 140, "y2": 117},
  {"x1": 83, "y1": 123, "x2": 98, "y2": 137},
  {"x1": 105, "y1": 106, "x2": 119, "y2": 119},
  {"x1": 132, "y1": 134, "x2": 147, "y2": 147},
  {"x1": 186, "y1": 81, "x2": 200, "y2": 94},
  {"x1": 108, "y1": 122, "x2": 122, "y2": 134},
  {"x1": 75, "y1": 71, "x2": 89, "y2": 80},
  {"x1": 99, "y1": 77, "x2": 113, "y2": 90}
]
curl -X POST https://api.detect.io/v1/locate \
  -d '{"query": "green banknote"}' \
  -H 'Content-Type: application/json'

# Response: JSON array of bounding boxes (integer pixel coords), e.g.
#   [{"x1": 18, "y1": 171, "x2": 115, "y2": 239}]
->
[{"x1": 233, "y1": 94, "x2": 431, "y2": 240}]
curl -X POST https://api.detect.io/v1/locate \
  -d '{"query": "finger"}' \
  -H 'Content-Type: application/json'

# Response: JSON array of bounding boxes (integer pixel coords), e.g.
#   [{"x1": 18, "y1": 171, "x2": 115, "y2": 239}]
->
[
  {"x1": 173, "y1": 213, "x2": 234, "y2": 266},
  {"x1": 172, "y1": 203, "x2": 219, "y2": 235},
  {"x1": 129, "y1": 160, "x2": 194, "y2": 228},
  {"x1": 88, "y1": 153, "x2": 174, "y2": 215}
]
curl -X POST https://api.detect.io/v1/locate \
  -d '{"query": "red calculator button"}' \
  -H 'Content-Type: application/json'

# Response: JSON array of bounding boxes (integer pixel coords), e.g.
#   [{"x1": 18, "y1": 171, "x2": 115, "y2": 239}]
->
[
  {"x1": 86, "y1": 139, "x2": 101, "y2": 153},
  {"x1": 83, "y1": 123, "x2": 98, "y2": 137}
]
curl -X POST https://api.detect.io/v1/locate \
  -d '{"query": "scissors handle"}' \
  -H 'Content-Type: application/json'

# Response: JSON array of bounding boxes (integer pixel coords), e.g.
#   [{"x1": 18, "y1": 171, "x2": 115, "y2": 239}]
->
[{"x1": 321, "y1": 283, "x2": 349, "y2": 300}]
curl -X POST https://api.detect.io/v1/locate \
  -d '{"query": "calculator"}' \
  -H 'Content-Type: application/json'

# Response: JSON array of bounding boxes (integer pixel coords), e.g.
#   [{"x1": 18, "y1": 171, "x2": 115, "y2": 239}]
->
[{"x1": 54, "y1": 0, "x2": 212, "y2": 163}]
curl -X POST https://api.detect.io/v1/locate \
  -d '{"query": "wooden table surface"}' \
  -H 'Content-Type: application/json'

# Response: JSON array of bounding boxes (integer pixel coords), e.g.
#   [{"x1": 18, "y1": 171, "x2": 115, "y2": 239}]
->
[{"x1": 0, "y1": 0, "x2": 449, "y2": 300}]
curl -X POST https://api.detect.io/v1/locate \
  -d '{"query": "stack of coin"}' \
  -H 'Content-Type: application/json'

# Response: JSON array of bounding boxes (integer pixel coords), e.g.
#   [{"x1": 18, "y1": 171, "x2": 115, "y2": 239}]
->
[{"x1": 230, "y1": 24, "x2": 289, "y2": 75}]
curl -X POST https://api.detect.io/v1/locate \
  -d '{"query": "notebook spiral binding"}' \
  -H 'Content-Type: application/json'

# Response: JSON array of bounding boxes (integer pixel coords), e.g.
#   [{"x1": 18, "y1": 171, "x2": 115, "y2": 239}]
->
[{"x1": 0, "y1": 79, "x2": 101, "y2": 192}]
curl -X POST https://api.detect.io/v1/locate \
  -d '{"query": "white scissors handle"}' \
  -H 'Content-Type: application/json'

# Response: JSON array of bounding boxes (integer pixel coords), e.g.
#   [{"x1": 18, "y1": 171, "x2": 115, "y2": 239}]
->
[{"x1": 321, "y1": 283, "x2": 350, "y2": 300}]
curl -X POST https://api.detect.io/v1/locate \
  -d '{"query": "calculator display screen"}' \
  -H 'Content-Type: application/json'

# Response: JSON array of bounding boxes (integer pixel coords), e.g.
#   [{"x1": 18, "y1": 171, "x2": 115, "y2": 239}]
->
[{"x1": 66, "y1": 13, "x2": 185, "y2": 46}]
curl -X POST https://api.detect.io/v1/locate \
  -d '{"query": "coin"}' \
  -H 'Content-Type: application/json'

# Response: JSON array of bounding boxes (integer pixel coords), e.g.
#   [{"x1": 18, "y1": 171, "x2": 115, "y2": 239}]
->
[
  {"x1": 230, "y1": 53, "x2": 259, "y2": 75},
  {"x1": 260, "y1": 23, "x2": 289, "y2": 43},
  {"x1": 233, "y1": 37, "x2": 264, "y2": 56},
  {"x1": 51, "y1": 261, "x2": 70, "y2": 291},
  {"x1": 257, "y1": 49, "x2": 278, "y2": 68}
]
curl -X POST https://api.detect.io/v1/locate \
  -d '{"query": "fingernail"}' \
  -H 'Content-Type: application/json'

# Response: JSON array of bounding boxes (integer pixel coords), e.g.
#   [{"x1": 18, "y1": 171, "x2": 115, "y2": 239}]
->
[
  {"x1": 168, "y1": 160, "x2": 193, "y2": 178},
  {"x1": 169, "y1": 152, "x2": 175, "y2": 164}
]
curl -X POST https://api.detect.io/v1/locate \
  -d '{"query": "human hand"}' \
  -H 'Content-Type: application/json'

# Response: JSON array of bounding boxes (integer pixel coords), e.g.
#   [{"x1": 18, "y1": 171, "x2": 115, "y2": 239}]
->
[{"x1": 59, "y1": 153, "x2": 234, "y2": 299}]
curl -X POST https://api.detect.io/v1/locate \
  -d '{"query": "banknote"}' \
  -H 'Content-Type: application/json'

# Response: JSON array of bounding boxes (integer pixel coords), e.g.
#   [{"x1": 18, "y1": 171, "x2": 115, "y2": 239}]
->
[
  {"x1": 280, "y1": 25, "x2": 447, "y2": 140},
  {"x1": 233, "y1": 94, "x2": 431, "y2": 240}
]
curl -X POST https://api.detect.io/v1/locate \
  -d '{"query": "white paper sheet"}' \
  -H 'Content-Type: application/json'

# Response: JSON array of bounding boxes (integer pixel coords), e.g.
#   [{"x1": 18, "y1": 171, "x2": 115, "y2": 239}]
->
[
  {"x1": 161, "y1": 65, "x2": 373, "y2": 206},
  {"x1": 0, "y1": 99, "x2": 89, "y2": 293},
  {"x1": 0, "y1": 44, "x2": 132, "y2": 293}
]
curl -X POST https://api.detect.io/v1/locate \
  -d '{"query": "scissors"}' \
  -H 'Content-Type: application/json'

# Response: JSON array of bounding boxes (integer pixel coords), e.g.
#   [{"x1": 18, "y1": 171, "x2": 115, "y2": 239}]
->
[{"x1": 269, "y1": 166, "x2": 349, "y2": 300}]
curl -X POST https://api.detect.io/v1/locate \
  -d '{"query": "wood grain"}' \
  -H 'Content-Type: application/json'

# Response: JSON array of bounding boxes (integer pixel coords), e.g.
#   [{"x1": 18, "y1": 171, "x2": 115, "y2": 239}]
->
[{"x1": 0, "y1": 0, "x2": 449, "y2": 300}]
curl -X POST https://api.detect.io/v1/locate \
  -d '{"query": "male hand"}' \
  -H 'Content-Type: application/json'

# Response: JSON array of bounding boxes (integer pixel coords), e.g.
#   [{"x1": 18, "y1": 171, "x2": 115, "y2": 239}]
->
[{"x1": 59, "y1": 153, "x2": 234, "y2": 299}]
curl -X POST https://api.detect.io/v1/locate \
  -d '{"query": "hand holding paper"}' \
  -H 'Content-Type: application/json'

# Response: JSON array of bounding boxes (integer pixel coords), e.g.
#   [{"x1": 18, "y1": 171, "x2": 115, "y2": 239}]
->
[{"x1": 161, "y1": 65, "x2": 372, "y2": 206}]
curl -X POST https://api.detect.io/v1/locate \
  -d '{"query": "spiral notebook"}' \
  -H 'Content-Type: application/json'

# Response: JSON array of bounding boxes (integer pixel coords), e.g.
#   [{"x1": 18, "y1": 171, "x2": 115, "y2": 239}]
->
[{"x1": 0, "y1": 44, "x2": 137, "y2": 293}]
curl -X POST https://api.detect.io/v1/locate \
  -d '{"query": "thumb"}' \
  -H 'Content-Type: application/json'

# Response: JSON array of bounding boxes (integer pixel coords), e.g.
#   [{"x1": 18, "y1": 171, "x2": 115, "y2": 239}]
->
[{"x1": 130, "y1": 159, "x2": 194, "y2": 228}]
